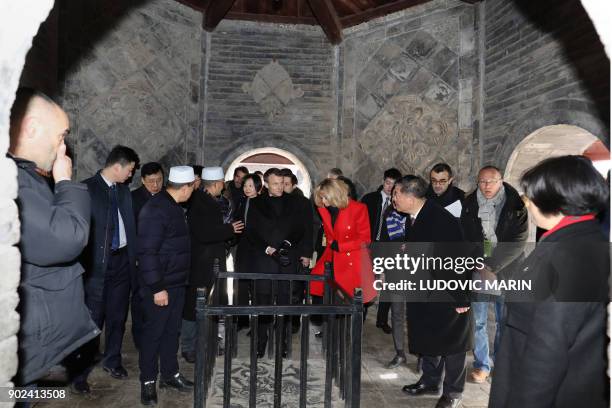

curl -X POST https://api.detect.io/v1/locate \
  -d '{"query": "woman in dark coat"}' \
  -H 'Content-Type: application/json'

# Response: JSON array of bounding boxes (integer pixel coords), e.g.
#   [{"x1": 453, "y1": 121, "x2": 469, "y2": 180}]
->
[
  {"x1": 234, "y1": 174, "x2": 263, "y2": 327},
  {"x1": 489, "y1": 155, "x2": 609, "y2": 408}
]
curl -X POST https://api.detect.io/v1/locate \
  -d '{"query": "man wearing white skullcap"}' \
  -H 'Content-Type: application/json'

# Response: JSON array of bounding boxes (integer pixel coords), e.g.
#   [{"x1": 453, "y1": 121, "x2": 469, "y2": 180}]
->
[
  {"x1": 181, "y1": 166, "x2": 245, "y2": 361},
  {"x1": 136, "y1": 165, "x2": 196, "y2": 405}
]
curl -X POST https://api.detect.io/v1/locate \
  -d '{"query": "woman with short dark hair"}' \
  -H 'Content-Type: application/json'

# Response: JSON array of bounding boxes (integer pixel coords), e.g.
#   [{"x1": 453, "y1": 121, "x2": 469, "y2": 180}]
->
[
  {"x1": 234, "y1": 173, "x2": 264, "y2": 328},
  {"x1": 489, "y1": 155, "x2": 609, "y2": 408}
]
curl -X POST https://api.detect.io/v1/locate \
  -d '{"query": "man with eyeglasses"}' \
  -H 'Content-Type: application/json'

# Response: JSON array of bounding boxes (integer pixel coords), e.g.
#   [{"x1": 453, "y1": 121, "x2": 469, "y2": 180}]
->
[
  {"x1": 132, "y1": 162, "x2": 164, "y2": 224},
  {"x1": 459, "y1": 166, "x2": 528, "y2": 384},
  {"x1": 426, "y1": 163, "x2": 465, "y2": 217}
]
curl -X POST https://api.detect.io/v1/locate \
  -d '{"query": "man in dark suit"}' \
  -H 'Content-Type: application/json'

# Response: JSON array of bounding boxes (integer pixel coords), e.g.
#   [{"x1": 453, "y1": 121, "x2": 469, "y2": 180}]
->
[
  {"x1": 394, "y1": 176, "x2": 471, "y2": 408},
  {"x1": 361, "y1": 168, "x2": 402, "y2": 333},
  {"x1": 225, "y1": 165, "x2": 248, "y2": 214},
  {"x1": 132, "y1": 162, "x2": 164, "y2": 224},
  {"x1": 182, "y1": 167, "x2": 244, "y2": 363},
  {"x1": 71, "y1": 145, "x2": 139, "y2": 394},
  {"x1": 426, "y1": 163, "x2": 465, "y2": 215},
  {"x1": 245, "y1": 168, "x2": 313, "y2": 357}
]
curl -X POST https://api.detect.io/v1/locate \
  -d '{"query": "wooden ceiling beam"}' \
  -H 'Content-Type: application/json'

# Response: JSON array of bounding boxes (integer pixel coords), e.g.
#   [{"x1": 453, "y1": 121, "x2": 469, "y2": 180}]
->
[
  {"x1": 203, "y1": 0, "x2": 238, "y2": 31},
  {"x1": 306, "y1": 0, "x2": 343, "y2": 44},
  {"x1": 335, "y1": 0, "x2": 362, "y2": 14},
  {"x1": 174, "y1": 0, "x2": 210, "y2": 12},
  {"x1": 340, "y1": 0, "x2": 432, "y2": 27}
]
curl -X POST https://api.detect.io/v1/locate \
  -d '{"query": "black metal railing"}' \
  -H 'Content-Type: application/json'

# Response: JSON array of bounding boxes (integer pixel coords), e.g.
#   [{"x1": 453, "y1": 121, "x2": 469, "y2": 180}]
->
[{"x1": 193, "y1": 261, "x2": 363, "y2": 408}]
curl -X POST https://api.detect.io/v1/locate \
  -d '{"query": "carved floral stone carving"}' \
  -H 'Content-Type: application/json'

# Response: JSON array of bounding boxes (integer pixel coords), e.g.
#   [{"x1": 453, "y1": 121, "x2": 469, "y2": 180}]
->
[
  {"x1": 359, "y1": 94, "x2": 458, "y2": 176},
  {"x1": 242, "y1": 60, "x2": 304, "y2": 121}
]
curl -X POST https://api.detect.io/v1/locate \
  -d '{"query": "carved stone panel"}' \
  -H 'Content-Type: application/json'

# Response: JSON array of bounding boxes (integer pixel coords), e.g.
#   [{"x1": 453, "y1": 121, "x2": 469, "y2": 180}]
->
[
  {"x1": 358, "y1": 94, "x2": 458, "y2": 178},
  {"x1": 242, "y1": 60, "x2": 304, "y2": 121}
]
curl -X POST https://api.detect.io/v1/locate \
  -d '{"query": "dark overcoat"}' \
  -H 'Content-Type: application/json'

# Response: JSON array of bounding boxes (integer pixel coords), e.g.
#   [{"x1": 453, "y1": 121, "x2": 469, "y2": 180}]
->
[
  {"x1": 131, "y1": 184, "x2": 154, "y2": 227},
  {"x1": 183, "y1": 190, "x2": 235, "y2": 320},
  {"x1": 244, "y1": 193, "x2": 313, "y2": 295},
  {"x1": 426, "y1": 184, "x2": 465, "y2": 208},
  {"x1": 14, "y1": 157, "x2": 99, "y2": 385},
  {"x1": 403, "y1": 199, "x2": 473, "y2": 356},
  {"x1": 80, "y1": 172, "x2": 137, "y2": 302},
  {"x1": 489, "y1": 220, "x2": 609, "y2": 408},
  {"x1": 361, "y1": 187, "x2": 384, "y2": 242},
  {"x1": 460, "y1": 182, "x2": 528, "y2": 278}
]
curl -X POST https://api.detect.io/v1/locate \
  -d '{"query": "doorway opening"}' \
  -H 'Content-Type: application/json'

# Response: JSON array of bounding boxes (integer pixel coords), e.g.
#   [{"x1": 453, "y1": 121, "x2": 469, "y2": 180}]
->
[
  {"x1": 504, "y1": 124, "x2": 610, "y2": 241},
  {"x1": 225, "y1": 147, "x2": 313, "y2": 197}
]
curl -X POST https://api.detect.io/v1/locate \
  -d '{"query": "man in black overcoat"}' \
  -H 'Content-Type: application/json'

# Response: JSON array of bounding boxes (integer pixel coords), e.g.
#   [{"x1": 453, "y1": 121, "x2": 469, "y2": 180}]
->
[
  {"x1": 393, "y1": 176, "x2": 471, "y2": 408},
  {"x1": 132, "y1": 161, "x2": 164, "y2": 224},
  {"x1": 182, "y1": 167, "x2": 244, "y2": 362},
  {"x1": 245, "y1": 168, "x2": 313, "y2": 356}
]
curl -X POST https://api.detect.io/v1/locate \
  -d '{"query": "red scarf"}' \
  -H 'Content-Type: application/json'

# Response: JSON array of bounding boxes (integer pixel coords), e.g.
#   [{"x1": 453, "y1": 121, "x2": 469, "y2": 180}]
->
[{"x1": 541, "y1": 214, "x2": 596, "y2": 239}]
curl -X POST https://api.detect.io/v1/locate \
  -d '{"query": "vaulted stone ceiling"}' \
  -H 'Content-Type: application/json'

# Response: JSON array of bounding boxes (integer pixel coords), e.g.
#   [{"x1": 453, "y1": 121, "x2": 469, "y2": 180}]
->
[{"x1": 176, "y1": 0, "x2": 480, "y2": 44}]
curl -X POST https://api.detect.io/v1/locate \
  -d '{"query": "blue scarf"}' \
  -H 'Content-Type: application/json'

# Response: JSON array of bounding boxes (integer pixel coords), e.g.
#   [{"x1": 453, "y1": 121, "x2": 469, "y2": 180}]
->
[{"x1": 386, "y1": 210, "x2": 406, "y2": 241}]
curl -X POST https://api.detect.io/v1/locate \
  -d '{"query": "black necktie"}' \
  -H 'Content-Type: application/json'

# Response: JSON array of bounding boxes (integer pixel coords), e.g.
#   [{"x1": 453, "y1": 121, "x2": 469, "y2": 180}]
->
[{"x1": 110, "y1": 184, "x2": 120, "y2": 250}]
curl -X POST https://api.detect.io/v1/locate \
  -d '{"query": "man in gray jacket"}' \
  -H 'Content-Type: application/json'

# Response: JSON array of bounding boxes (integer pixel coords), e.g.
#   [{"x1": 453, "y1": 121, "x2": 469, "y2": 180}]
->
[{"x1": 8, "y1": 88, "x2": 99, "y2": 386}]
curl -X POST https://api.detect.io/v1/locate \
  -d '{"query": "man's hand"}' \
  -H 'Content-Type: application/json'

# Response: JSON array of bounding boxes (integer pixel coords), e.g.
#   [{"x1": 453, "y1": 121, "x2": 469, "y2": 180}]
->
[
  {"x1": 300, "y1": 257, "x2": 310, "y2": 267},
  {"x1": 456, "y1": 307, "x2": 470, "y2": 314},
  {"x1": 232, "y1": 221, "x2": 244, "y2": 234},
  {"x1": 265, "y1": 246, "x2": 277, "y2": 256},
  {"x1": 154, "y1": 290, "x2": 169, "y2": 306},
  {"x1": 52, "y1": 143, "x2": 72, "y2": 182}
]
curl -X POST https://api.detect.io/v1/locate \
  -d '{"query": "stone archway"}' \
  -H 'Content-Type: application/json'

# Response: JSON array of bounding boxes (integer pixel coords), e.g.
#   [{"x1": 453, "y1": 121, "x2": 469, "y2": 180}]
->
[
  {"x1": 504, "y1": 124, "x2": 609, "y2": 241},
  {"x1": 225, "y1": 147, "x2": 313, "y2": 197}
]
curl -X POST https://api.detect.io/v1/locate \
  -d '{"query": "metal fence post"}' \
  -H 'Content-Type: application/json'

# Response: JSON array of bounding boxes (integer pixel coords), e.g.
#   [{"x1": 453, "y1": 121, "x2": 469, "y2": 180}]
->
[{"x1": 194, "y1": 287, "x2": 208, "y2": 408}]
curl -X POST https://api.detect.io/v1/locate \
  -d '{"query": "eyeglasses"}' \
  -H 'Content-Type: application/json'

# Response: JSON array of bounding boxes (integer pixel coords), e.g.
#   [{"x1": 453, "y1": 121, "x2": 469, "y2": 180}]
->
[
  {"x1": 477, "y1": 179, "x2": 501, "y2": 186},
  {"x1": 430, "y1": 179, "x2": 449, "y2": 185}
]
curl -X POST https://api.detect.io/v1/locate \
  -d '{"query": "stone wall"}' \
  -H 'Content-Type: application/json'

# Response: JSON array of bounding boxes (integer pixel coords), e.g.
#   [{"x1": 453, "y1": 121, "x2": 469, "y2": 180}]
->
[
  {"x1": 482, "y1": 0, "x2": 610, "y2": 170},
  {"x1": 0, "y1": 0, "x2": 56, "y2": 399},
  {"x1": 203, "y1": 20, "x2": 335, "y2": 183},
  {"x1": 58, "y1": 0, "x2": 202, "y2": 180},
  {"x1": 339, "y1": 0, "x2": 481, "y2": 194}
]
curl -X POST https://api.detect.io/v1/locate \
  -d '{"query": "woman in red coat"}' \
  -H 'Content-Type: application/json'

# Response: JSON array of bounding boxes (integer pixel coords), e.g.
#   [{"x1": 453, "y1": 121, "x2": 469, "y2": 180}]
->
[{"x1": 311, "y1": 178, "x2": 377, "y2": 303}]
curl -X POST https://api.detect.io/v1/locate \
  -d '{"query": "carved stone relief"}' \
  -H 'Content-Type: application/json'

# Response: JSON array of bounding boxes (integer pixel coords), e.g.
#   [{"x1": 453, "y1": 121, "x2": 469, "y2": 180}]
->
[
  {"x1": 358, "y1": 94, "x2": 459, "y2": 177},
  {"x1": 242, "y1": 60, "x2": 304, "y2": 121}
]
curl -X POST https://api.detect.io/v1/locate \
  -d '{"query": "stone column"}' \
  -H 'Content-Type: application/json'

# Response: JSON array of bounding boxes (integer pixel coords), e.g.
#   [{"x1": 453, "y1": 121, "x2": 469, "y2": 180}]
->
[{"x1": 0, "y1": 1, "x2": 55, "y2": 403}]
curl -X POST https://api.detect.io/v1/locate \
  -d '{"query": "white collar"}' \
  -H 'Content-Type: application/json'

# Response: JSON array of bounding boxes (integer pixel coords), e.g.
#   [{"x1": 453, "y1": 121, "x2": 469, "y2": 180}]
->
[{"x1": 100, "y1": 173, "x2": 114, "y2": 187}]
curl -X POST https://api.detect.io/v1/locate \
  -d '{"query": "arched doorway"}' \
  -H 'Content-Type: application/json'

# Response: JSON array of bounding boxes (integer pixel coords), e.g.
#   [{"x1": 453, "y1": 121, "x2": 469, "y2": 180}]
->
[
  {"x1": 226, "y1": 147, "x2": 313, "y2": 197},
  {"x1": 504, "y1": 124, "x2": 610, "y2": 241}
]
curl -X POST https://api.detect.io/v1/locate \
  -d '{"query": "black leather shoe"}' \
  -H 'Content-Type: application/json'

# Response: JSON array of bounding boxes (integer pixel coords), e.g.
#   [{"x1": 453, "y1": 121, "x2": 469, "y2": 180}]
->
[
  {"x1": 314, "y1": 331, "x2": 323, "y2": 338},
  {"x1": 257, "y1": 350, "x2": 265, "y2": 358},
  {"x1": 435, "y1": 395, "x2": 462, "y2": 408},
  {"x1": 141, "y1": 381, "x2": 157, "y2": 405},
  {"x1": 103, "y1": 365, "x2": 128, "y2": 379},
  {"x1": 160, "y1": 373, "x2": 194, "y2": 392},
  {"x1": 386, "y1": 354, "x2": 406, "y2": 369},
  {"x1": 70, "y1": 380, "x2": 91, "y2": 395},
  {"x1": 376, "y1": 322, "x2": 392, "y2": 334},
  {"x1": 182, "y1": 351, "x2": 195, "y2": 364},
  {"x1": 401, "y1": 381, "x2": 440, "y2": 396}
]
